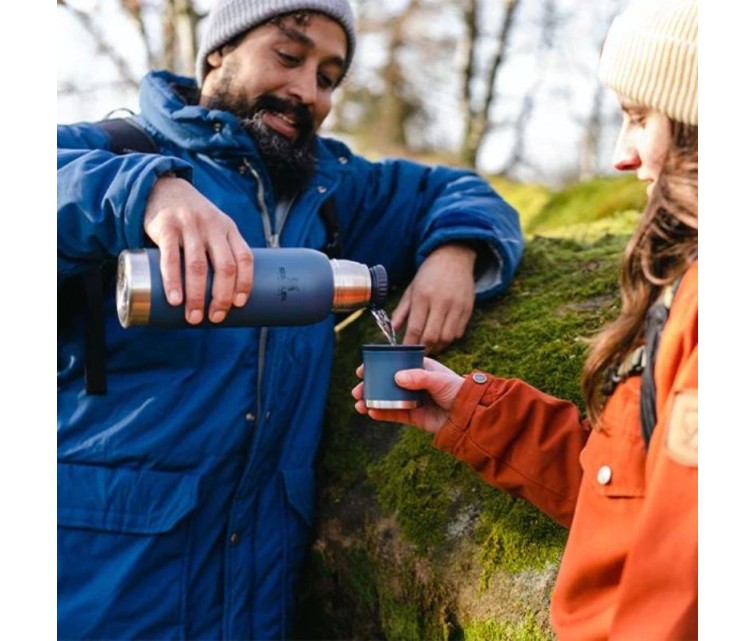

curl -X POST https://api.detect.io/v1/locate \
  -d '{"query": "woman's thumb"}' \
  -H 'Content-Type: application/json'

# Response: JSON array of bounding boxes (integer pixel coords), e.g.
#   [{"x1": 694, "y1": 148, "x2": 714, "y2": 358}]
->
[{"x1": 394, "y1": 368, "x2": 426, "y2": 390}]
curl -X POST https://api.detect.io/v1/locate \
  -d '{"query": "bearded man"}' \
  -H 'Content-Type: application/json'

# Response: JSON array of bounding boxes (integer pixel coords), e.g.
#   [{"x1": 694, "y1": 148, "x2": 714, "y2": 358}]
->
[{"x1": 57, "y1": 1, "x2": 523, "y2": 638}]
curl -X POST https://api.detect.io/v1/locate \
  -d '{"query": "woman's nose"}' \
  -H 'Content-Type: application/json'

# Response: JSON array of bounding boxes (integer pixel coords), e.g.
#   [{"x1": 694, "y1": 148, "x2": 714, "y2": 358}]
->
[{"x1": 612, "y1": 138, "x2": 641, "y2": 172}]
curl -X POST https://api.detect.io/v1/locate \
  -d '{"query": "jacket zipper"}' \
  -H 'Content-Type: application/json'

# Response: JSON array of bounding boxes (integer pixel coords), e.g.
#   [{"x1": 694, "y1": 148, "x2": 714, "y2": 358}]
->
[{"x1": 243, "y1": 159, "x2": 297, "y2": 423}]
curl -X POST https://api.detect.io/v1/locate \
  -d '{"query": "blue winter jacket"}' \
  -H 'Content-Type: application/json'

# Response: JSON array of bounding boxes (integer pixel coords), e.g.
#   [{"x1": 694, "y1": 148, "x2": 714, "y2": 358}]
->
[{"x1": 57, "y1": 71, "x2": 524, "y2": 640}]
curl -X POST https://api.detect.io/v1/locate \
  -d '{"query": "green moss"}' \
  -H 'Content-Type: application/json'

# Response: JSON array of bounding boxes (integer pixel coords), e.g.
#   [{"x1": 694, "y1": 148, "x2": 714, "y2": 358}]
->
[
  {"x1": 462, "y1": 614, "x2": 554, "y2": 641},
  {"x1": 475, "y1": 489, "x2": 566, "y2": 587},
  {"x1": 485, "y1": 177, "x2": 553, "y2": 231},
  {"x1": 379, "y1": 591, "x2": 444, "y2": 641},
  {"x1": 524, "y1": 175, "x2": 645, "y2": 236}
]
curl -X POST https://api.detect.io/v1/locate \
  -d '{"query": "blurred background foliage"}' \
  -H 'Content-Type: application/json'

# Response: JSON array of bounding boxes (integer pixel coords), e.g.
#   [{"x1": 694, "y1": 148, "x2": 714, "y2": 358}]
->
[{"x1": 58, "y1": 0, "x2": 629, "y2": 184}]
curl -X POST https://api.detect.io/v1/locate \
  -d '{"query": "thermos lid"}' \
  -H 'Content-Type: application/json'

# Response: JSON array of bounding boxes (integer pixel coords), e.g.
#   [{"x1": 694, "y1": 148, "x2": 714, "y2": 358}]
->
[{"x1": 369, "y1": 265, "x2": 389, "y2": 308}]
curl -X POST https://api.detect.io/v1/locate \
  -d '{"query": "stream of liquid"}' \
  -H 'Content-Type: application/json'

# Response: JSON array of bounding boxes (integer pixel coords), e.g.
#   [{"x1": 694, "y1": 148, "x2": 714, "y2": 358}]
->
[{"x1": 370, "y1": 307, "x2": 397, "y2": 345}]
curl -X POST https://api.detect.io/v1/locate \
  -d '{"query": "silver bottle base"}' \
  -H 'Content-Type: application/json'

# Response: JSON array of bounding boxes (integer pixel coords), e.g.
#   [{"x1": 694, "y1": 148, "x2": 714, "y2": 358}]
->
[{"x1": 365, "y1": 400, "x2": 421, "y2": 409}]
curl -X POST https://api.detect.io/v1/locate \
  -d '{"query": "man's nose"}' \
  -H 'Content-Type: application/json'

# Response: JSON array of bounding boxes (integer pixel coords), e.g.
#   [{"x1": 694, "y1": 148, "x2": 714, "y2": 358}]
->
[{"x1": 286, "y1": 68, "x2": 317, "y2": 107}]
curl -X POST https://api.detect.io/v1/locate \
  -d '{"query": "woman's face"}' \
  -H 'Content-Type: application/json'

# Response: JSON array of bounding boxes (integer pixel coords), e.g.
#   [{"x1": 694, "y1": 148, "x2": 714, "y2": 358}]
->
[{"x1": 612, "y1": 99, "x2": 672, "y2": 198}]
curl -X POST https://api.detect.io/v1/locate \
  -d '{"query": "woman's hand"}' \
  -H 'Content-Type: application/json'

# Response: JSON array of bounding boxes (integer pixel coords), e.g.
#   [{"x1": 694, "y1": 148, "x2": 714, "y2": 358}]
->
[{"x1": 352, "y1": 357, "x2": 465, "y2": 434}]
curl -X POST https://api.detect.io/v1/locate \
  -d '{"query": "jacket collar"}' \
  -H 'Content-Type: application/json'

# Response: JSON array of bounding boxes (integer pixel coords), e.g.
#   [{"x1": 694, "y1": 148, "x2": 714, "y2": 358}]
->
[{"x1": 138, "y1": 70, "x2": 345, "y2": 182}]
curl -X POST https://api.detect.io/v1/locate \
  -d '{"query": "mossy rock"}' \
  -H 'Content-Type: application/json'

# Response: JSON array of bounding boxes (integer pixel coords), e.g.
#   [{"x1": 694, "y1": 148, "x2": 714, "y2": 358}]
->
[
  {"x1": 293, "y1": 230, "x2": 630, "y2": 640},
  {"x1": 525, "y1": 175, "x2": 646, "y2": 237}
]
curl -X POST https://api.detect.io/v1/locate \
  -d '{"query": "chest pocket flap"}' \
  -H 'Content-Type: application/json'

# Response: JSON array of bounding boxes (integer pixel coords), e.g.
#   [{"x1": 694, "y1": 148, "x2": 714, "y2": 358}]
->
[
  {"x1": 58, "y1": 462, "x2": 200, "y2": 534},
  {"x1": 580, "y1": 379, "x2": 647, "y2": 498}
]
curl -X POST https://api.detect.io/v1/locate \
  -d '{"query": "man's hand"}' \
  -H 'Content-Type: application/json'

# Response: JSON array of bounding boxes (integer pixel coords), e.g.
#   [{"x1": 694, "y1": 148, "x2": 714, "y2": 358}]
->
[
  {"x1": 391, "y1": 243, "x2": 477, "y2": 354},
  {"x1": 143, "y1": 176, "x2": 253, "y2": 325}
]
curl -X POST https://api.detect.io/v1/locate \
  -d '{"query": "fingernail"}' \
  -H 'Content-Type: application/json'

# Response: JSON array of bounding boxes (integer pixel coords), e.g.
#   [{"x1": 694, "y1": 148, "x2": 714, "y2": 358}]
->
[
  {"x1": 168, "y1": 290, "x2": 181, "y2": 305},
  {"x1": 211, "y1": 310, "x2": 225, "y2": 323},
  {"x1": 188, "y1": 310, "x2": 202, "y2": 324},
  {"x1": 233, "y1": 293, "x2": 248, "y2": 307}
]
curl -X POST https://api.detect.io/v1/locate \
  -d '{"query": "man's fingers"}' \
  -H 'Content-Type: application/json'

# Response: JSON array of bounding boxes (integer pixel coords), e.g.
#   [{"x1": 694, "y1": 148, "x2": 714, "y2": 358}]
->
[
  {"x1": 230, "y1": 237, "x2": 254, "y2": 308},
  {"x1": 401, "y1": 298, "x2": 429, "y2": 347},
  {"x1": 206, "y1": 244, "x2": 238, "y2": 324},
  {"x1": 181, "y1": 234, "x2": 209, "y2": 325},
  {"x1": 157, "y1": 233, "x2": 184, "y2": 307}
]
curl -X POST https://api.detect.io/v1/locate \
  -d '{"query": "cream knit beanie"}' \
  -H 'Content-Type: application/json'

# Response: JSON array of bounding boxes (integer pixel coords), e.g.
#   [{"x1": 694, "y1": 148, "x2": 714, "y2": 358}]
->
[
  {"x1": 598, "y1": 0, "x2": 697, "y2": 125},
  {"x1": 196, "y1": 0, "x2": 356, "y2": 86}
]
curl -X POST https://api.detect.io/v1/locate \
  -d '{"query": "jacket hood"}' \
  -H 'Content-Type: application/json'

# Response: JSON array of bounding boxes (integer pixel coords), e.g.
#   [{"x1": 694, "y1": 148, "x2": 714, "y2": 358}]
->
[
  {"x1": 139, "y1": 70, "x2": 258, "y2": 157},
  {"x1": 138, "y1": 70, "x2": 346, "y2": 174}
]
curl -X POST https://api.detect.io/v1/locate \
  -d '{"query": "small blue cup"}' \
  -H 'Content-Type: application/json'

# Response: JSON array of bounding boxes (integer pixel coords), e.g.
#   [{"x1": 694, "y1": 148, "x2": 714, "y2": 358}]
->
[{"x1": 362, "y1": 344, "x2": 425, "y2": 409}]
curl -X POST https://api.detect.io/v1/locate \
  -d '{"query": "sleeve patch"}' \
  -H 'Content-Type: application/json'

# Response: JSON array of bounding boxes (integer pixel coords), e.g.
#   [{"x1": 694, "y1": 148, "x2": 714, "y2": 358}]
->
[{"x1": 664, "y1": 390, "x2": 698, "y2": 467}]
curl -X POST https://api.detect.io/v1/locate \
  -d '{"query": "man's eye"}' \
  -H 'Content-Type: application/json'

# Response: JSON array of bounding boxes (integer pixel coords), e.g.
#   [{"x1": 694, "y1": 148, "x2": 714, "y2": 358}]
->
[{"x1": 318, "y1": 73, "x2": 336, "y2": 90}]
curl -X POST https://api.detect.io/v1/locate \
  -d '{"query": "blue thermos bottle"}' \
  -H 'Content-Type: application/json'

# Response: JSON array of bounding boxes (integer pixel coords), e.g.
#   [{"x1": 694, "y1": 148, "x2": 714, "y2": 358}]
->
[{"x1": 116, "y1": 247, "x2": 388, "y2": 328}]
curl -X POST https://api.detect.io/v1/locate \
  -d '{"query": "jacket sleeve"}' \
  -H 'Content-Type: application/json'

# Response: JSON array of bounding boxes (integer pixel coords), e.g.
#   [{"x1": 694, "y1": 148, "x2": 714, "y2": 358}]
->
[
  {"x1": 333, "y1": 153, "x2": 524, "y2": 301},
  {"x1": 432, "y1": 373, "x2": 591, "y2": 527},
  {"x1": 57, "y1": 122, "x2": 193, "y2": 283}
]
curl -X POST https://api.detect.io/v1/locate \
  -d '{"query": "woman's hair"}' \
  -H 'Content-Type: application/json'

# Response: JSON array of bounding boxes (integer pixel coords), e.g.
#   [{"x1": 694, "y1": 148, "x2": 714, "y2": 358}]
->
[{"x1": 581, "y1": 120, "x2": 698, "y2": 427}]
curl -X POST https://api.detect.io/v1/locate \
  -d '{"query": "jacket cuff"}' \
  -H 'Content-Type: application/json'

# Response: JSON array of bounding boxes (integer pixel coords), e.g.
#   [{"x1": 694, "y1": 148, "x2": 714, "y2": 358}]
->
[{"x1": 433, "y1": 370, "x2": 492, "y2": 454}]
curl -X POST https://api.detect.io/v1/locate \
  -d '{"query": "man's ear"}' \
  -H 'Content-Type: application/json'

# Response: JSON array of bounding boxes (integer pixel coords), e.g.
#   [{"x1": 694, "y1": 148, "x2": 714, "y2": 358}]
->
[{"x1": 206, "y1": 50, "x2": 223, "y2": 70}]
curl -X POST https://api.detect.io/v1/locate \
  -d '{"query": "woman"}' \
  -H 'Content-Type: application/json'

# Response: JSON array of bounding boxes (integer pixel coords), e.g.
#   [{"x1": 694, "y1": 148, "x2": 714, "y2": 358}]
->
[{"x1": 353, "y1": 0, "x2": 698, "y2": 638}]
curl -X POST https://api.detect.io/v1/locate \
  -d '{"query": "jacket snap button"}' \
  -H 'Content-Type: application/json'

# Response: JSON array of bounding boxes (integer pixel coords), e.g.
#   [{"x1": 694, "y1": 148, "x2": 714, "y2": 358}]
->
[
  {"x1": 245, "y1": 412, "x2": 255, "y2": 422},
  {"x1": 317, "y1": 185, "x2": 327, "y2": 194},
  {"x1": 213, "y1": 122, "x2": 222, "y2": 133},
  {"x1": 230, "y1": 532, "x2": 241, "y2": 546},
  {"x1": 338, "y1": 156, "x2": 348, "y2": 164},
  {"x1": 597, "y1": 465, "x2": 612, "y2": 485},
  {"x1": 472, "y1": 372, "x2": 487, "y2": 384}
]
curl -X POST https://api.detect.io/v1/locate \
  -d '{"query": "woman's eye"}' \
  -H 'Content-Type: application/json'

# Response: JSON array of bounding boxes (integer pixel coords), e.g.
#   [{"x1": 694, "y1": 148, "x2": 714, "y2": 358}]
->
[{"x1": 627, "y1": 113, "x2": 646, "y2": 127}]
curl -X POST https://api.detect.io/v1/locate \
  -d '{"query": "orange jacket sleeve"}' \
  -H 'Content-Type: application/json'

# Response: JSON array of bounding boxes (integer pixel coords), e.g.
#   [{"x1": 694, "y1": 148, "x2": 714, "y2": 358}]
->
[{"x1": 433, "y1": 375, "x2": 591, "y2": 528}]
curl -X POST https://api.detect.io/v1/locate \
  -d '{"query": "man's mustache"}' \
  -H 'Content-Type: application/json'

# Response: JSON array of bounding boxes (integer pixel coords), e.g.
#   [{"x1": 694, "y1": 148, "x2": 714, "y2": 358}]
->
[{"x1": 243, "y1": 94, "x2": 314, "y2": 141}]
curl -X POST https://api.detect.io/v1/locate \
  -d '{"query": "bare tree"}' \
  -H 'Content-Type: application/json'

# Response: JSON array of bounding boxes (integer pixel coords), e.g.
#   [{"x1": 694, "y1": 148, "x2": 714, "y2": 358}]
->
[
  {"x1": 58, "y1": 0, "x2": 205, "y2": 89},
  {"x1": 577, "y1": 0, "x2": 623, "y2": 180},
  {"x1": 58, "y1": 0, "x2": 142, "y2": 90},
  {"x1": 459, "y1": 0, "x2": 523, "y2": 169}
]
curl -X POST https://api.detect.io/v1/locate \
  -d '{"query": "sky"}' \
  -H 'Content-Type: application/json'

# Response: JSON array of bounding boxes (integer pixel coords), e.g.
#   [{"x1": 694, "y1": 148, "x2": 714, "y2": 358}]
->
[{"x1": 3, "y1": 1, "x2": 753, "y2": 638}]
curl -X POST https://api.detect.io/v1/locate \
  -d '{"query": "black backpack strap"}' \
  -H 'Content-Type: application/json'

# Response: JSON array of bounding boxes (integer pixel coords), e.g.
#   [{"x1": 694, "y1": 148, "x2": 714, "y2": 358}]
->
[
  {"x1": 81, "y1": 267, "x2": 108, "y2": 395},
  {"x1": 98, "y1": 117, "x2": 159, "y2": 154},
  {"x1": 318, "y1": 197, "x2": 341, "y2": 259},
  {"x1": 69, "y1": 118, "x2": 158, "y2": 394},
  {"x1": 640, "y1": 280, "x2": 681, "y2": 448}
]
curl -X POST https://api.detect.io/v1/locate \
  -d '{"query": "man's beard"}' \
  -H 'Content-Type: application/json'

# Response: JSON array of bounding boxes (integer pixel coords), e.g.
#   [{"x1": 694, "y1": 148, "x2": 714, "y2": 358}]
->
[{"x1": 206, "y1": 87, "x2": 318, "y2": 199}]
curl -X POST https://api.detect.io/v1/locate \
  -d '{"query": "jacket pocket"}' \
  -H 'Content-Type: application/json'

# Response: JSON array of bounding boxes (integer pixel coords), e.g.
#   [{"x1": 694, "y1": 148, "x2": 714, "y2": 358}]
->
[
  {"x1": 58, "y1": 462, "x2": 200, "y2": 640},
  {"x1": 579, "y1": 381, "x2": 647, "y2": 499}
]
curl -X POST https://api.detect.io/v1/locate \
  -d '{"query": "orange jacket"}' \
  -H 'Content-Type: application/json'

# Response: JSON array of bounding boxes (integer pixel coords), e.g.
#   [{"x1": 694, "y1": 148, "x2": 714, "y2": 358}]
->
[{"x1": 433, "y1": 262, "x2": 698, "y2": 640}]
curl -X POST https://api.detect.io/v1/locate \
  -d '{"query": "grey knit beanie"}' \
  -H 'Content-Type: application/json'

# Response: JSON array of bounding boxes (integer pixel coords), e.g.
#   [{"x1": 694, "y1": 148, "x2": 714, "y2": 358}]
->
[{"x1": 196, "y1": 0, "x2": 357, "y2": 86}]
